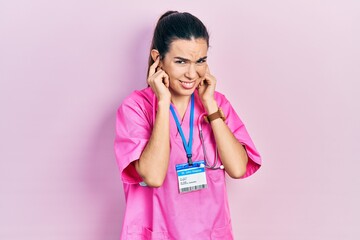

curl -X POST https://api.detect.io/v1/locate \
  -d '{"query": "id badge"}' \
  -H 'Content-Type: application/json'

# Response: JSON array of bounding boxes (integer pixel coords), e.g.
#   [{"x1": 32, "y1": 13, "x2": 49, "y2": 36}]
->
[{"x1": 175, "y1": 160, "x2": 207, "y2": 193}]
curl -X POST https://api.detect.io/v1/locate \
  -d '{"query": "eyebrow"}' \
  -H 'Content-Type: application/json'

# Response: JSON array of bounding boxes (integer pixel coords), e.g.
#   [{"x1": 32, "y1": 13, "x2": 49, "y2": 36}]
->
[{"x1": 174, "y1": 56, "x2": 207, "y2": 62}]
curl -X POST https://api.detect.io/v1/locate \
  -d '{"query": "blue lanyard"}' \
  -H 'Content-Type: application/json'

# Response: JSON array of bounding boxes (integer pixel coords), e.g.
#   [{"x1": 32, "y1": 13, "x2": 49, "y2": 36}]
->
[{"x1": 170, "y1": 94, "x2": 195, "y2": 165}]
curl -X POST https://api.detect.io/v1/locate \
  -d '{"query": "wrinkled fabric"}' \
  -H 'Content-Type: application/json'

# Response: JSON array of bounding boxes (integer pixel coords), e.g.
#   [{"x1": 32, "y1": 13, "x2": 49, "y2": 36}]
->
[{"x1": 114, "y1": 87, "x2": 261, "y2": 240}]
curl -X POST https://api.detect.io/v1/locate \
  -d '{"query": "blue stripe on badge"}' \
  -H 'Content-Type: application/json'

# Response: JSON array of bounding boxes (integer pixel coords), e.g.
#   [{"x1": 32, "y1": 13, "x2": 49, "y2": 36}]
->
[
  {"x1": 175, "y1": 160, "x2": 205, "y2": 171},
  {"x1": 177, "y1": 168, "x2": 205, "y2": 176}
]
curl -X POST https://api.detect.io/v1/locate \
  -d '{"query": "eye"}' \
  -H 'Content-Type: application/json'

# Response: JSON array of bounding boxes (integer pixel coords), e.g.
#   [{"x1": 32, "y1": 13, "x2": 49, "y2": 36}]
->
[
  {"x1": 175, "y1": 60, "x2": 186, "y2": 64},
  {"x1": 196, "y1": 59, "x2": 207, "y2": 64}
]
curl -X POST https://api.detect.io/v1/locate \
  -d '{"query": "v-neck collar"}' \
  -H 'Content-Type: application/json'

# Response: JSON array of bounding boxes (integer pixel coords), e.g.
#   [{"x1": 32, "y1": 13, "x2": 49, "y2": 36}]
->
[
  {"x1": 152, "y1": 89, "x2": 198, "y2": 138},
  {"x1": 170, "y1": 97, "x2": 192, "y2": 138}
]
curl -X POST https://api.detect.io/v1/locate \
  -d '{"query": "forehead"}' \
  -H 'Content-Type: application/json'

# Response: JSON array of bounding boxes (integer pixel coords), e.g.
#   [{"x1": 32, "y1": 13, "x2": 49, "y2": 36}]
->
[{"x1": 167, "y1": 38, "x2": 208, "y2": 59}]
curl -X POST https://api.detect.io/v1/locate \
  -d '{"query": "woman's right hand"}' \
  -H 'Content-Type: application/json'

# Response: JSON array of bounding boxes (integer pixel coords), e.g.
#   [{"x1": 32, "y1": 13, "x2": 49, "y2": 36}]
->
[{"x1": 147, "y1": 56, "x2": 171, "y2": 103}]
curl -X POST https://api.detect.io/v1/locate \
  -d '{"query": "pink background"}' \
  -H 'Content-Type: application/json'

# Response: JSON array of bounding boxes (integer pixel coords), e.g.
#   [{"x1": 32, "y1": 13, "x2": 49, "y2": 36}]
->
[{"x1": 1, "y1": 1, "x2": 359, "y2": 239}]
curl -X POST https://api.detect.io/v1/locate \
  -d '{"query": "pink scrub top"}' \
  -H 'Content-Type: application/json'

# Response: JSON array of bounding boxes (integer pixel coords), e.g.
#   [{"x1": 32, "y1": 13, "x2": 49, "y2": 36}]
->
[{"x1": 114, "y1": 87, "x2": 261, "y2": 240}]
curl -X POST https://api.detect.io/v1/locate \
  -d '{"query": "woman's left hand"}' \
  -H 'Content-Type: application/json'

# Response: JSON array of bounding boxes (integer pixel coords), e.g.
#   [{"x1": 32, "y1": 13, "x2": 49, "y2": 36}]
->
[{"x1": 198, "y1": 66, "x2": 218, "y2": 113}]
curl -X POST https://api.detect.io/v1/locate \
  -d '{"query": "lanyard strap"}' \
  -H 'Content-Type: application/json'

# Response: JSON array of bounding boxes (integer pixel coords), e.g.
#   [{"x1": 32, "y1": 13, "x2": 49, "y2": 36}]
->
[{"x1": 170, "y1": 94, "x2": 195, "y2": 165}]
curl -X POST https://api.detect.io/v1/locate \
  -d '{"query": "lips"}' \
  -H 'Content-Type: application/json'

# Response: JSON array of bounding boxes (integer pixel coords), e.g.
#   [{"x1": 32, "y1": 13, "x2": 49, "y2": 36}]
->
[{"x1": 179, "y1": 80, "x2": 196, "y2": 89}]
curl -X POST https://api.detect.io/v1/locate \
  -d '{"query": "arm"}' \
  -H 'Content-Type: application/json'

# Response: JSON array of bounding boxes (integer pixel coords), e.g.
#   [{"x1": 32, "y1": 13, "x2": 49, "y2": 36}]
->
[
  {"x1": 134, "y1": 100, "x2": 170, "y2": 187},
  {"x1": 198, "y1": 67, "x2": 248, "y2": 178},
  {"x1": 134, "y1": 54, "x2": 171, "y2": 187},
  {"x1": 203, "y1": 101, "x2": 248, "y2": 178}
]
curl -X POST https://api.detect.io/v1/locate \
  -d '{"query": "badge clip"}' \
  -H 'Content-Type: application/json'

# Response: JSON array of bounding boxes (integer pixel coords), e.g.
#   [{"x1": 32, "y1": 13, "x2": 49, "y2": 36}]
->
[{"x1": 187, "y1": 154, "x2": 193, "y2": 166}]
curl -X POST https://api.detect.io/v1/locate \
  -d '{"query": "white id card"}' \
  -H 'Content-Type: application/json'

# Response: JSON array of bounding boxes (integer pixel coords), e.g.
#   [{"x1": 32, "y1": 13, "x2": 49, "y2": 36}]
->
[{"x1": 175, "y1": 160, "x2": 207, "y2": 193}]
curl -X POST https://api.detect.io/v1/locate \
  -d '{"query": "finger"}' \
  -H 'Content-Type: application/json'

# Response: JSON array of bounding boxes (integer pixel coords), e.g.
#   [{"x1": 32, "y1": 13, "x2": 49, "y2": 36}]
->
[
  {"x1": 201, "y1": 74, "x2": 212, "y2": 86},
  {"x1": 157, "y1": 71, "x2": 169, "y2": 85},
  {"x1": 204, "y1": 71, "x2": 214, "y2": 84},
  {"x1": 198, "y1": 74, "x2": 207, "y2": 86},
  {"x1": 197, "y1": 81, "x2": 206, "y2": 95},
  {"x1": 149, "y1": 70, "x2": 167, "y2": 87},
  {"x1": 162, "y1": 74, "x2": 170, "y2": 88},
  {"x1": 147, "y1": 69, "x2": 161, "y2": 85},
  {"x1": 148, "y1": 56, "x2": 160, "y2": 77}
]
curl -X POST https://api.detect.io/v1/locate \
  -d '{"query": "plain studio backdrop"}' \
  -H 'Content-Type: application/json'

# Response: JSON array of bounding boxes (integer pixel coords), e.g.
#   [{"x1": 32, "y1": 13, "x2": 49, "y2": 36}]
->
[{"x1": 1, "y1": 1, "x2": 359, "y2": 239}]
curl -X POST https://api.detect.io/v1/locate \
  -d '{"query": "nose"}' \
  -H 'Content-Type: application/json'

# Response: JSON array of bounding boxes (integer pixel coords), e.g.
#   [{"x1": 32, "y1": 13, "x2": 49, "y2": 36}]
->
[{"x1": 185, "y1": 63, "x2": 198, "y2": 80}]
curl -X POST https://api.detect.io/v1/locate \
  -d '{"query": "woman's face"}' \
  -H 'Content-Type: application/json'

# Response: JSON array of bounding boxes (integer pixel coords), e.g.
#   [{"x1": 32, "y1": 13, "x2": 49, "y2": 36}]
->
[{"x1": 160, "y1": 38, "x2": 208, "y2": 99}]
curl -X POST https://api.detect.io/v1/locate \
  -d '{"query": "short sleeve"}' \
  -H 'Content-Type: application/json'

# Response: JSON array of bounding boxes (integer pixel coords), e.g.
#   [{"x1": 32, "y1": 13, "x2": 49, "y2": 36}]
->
[
  {"x1": 218, "y1": 94, "x2": 262, "y2": 178},
  {"x1": 114, "y1": 95, "x2": 152, "y2": 184}
]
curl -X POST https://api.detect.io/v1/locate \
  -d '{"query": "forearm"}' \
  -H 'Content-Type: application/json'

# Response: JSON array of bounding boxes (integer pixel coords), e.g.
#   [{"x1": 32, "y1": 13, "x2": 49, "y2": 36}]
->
[
  {"x1": 210, "y1": 119, "x2": 248, "y2": 178},
  {"x1": 205, "y1": 101, "x2": 248, "y2": 178},
  {"x1": 135, "y1": 101, "x2": 170, "y2": 187}
]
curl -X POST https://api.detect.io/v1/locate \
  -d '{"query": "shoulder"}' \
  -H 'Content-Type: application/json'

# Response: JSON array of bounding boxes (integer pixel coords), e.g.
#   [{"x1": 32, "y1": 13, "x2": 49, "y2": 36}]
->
[
  {"x1": 121, "y1": 87, "x2": 154, "y2": 108},
  {"x1": 118, "y1": 87, "x2": 155, "y2": 115},
  {"x1": 214, "y1": 91, "x2": 230, "y2": 106},
  {"x1": 116, "y1": 87, "x2": 155, "y2": 126},
  {"x1": 117, "y1": 87, "x2": 155, "y2": 120},
  {"x1": 213, "y1": 91, "x2": 241, "y2": 120}
]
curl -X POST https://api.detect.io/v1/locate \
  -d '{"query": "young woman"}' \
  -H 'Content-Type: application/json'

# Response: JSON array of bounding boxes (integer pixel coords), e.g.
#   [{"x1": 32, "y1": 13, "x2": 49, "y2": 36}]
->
[{"x1": 115, "y1": 11, "x2": 261, "y2": 240}]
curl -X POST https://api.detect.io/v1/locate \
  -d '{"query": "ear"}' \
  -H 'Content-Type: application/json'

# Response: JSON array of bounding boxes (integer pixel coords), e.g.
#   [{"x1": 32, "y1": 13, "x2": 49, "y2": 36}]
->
[{"x1": 151, "y1": 49, "x2": 160, "y2": 62}]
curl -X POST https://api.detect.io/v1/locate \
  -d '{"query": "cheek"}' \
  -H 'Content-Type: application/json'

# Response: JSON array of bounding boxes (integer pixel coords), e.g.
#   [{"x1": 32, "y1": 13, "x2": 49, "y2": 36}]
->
[
  {"x1": 163, "y1": 64, "x2": 181, "y2": 78},
  {"x1": 171, "y1": 67, "x2": 184, "y2": 77},
  {"x1": 197, "y1": 65, "x2": 207, "y2": 77}
]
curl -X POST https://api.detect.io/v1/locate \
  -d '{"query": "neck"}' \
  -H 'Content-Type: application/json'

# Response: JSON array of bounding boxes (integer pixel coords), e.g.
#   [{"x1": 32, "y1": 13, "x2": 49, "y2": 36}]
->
[{"x1": 171, "y1": 94, "x2": 192, "y2": 119}]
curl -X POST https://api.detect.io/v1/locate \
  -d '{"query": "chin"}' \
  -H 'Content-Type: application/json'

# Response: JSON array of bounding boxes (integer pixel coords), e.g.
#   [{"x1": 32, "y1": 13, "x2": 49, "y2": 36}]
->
[{"x1": 170, "y1": 88, "x2": 195, "y2": 98}]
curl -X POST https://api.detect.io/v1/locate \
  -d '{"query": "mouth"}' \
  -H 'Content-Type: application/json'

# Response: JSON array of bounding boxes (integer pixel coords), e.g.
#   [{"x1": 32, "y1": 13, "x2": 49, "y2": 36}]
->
[{"x1": 179, "y1": 80, "x2": 196, "y2": 89}]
